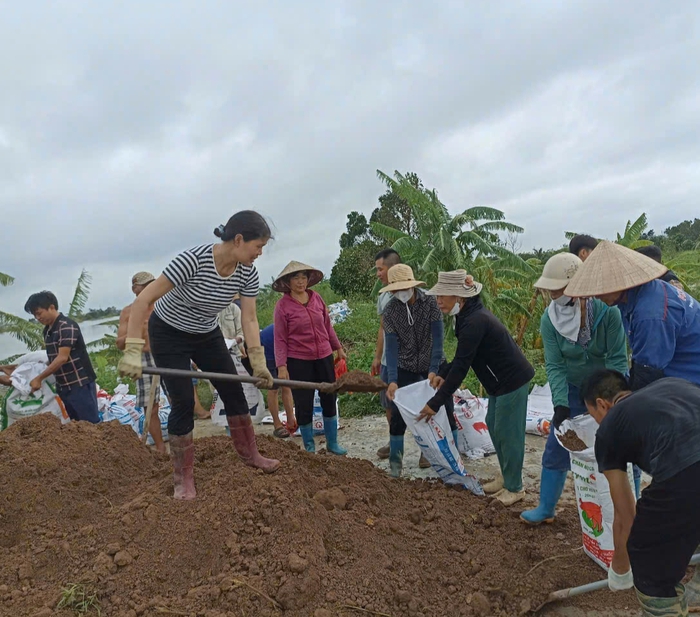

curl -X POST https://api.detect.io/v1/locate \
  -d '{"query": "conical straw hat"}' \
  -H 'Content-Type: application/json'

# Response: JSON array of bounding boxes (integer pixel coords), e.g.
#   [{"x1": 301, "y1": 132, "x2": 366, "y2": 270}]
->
[
  {"x1": 273, "y1": 261, "x2": 324, "y2": 292},
  {"x1": 564, "y1": 240, "x2": 668, "y2": 297}
]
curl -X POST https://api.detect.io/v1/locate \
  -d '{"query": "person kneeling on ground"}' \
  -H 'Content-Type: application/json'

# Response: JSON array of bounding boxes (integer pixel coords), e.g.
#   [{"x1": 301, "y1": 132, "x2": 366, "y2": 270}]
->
[
  {"x1": 24, "y1": 291, "x2": 100, "y2": 424},
  {"x1": 418, "y1": 270, "x2": 535, "y2": 506},
  {"x1": 273, "y1": 261, "x2": 346, "y2": 455},
  {"x1": 521, "y1": 253, "x2": 629, "y2": 525},
  {"x1": 581, "y1": 370, "x2": 700, "y2": 615},
  {"x1": 381, "y1": 265, "x2": 454, "y2": 478}
]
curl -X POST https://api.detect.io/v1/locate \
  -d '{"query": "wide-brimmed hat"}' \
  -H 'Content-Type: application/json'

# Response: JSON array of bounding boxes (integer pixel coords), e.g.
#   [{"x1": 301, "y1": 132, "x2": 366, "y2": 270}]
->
[
  {"x1": 273, "y1": 261, "x2": 324, "y2": 292},
  {"x1": 379, "y1": 264, "x2": 425, "y2": 293},
  {"x1": 426, "y1": 270, "x2": 483, "y2": 297},
  {"x1": 565, "y1": 240, "x2": 668, "y2": 297},
  {"x1": 534, "y1": 253, "x2": 582, "y2": 291},
  {"x1": 132, "y1": 271, "x2": 155, "y2": 285}
]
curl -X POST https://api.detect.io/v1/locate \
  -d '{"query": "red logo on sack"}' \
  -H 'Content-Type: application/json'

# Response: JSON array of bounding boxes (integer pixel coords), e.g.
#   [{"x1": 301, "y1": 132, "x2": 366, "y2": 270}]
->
[{"x1": 472, "y1": 422, "x2": 488, "y2": 435}]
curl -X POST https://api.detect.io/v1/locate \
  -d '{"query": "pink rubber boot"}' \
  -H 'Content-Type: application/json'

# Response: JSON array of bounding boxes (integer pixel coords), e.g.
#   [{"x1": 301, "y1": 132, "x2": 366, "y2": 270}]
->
[
  {"x1": 227, "y1": 414, "x2": 280, "y2": 473},
  {"x1": 169, "y1": 432, "x2": 196, "y2": 500}
]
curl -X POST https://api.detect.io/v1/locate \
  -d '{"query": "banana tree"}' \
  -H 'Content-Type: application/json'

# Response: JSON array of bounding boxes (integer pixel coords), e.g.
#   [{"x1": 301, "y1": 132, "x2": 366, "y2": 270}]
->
[
  {"x1": 371, "y1": 170, "x2": 535, "y2": 287},
  {"x1": 0, "y1": 271, "x2": 44, "y2": 355},
  {"x1": 565, "y1": 213, "x2": 653, "y2": 250}
]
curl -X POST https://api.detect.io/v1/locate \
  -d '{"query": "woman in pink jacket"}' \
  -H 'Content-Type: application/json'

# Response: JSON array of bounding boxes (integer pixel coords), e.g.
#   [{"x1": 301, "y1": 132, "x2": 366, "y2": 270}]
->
[{"x1": 273, "y1": 261, "x2": 347, "y2": 454}]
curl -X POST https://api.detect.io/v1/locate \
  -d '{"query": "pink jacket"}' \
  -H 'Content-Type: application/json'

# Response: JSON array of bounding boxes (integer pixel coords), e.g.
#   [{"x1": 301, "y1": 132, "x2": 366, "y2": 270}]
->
[{"x1": 274, "y1": 290, "x2": 341, "y2": 366}]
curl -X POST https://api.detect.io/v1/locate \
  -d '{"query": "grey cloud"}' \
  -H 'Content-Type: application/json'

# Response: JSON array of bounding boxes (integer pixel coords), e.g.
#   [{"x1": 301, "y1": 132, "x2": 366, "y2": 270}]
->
[{"x1": 1, "y1": 1, "x2": 699, "y2": 322}]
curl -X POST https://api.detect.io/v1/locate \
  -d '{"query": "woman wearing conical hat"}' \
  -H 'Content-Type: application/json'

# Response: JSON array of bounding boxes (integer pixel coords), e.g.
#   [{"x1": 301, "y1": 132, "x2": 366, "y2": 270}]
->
[
  {"x1": 520, "y1": 253, "x2": 629, "y2": 526},
  {"x1": 419, "y1": 270, "x2": 535, "y2": 506},
  {"x1": 273, "y1": 261, "x2": 347, "y2": 455},
  {"x1": 565, "y1": 240, "x2": 700, "y2": 391}
]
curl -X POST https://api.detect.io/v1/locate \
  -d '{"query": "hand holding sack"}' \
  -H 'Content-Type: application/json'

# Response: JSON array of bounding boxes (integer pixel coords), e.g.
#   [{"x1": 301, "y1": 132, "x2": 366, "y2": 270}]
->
[
  {"x1": 118, "y1": 338, "x2": 146, "y2": 379},
  {"x1": 247, "y1": 346, "x2": 274, "y2": 389},
  {"x1": 608, "y1": 565, "x2": 634, "y2": 591},
  {"x1": 552, "y1": 405, "x2": 570, "y2": 430}
]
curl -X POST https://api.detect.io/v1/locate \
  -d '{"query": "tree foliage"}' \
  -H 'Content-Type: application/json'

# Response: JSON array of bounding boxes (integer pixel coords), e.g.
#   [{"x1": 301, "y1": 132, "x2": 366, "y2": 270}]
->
[
  {"x1": 370, "y1": 169, "x2": 534, "y2": 288},
  {"x1": 330, "y1": 240, "x2": 379, "y2": 298}
]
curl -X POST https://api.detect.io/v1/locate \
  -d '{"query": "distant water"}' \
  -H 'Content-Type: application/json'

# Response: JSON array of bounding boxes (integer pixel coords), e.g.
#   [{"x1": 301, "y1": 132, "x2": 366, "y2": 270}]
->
[{"x1": 0, "y1": 317, "x2": 117, "y2": 360}]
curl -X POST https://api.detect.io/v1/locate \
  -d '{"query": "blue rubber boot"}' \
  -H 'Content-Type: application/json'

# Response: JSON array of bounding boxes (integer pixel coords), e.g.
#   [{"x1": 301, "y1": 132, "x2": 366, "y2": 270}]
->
[
  {"x1": 323, "y1": 416, "x2": 347, "y2": 456},
  {"x1": 520, "y1": 468, "x2": 568, "y2": 525},
  {"x1": 299, "y1": 423, "x2": 316, "y2": 453},
  {"x1": 389, "y1": 435, "x2": 404, "y2": 478}
]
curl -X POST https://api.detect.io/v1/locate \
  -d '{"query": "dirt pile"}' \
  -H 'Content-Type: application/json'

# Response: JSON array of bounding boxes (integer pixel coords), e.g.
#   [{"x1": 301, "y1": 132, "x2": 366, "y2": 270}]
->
[
  {"x1": 557, "y1": 430, "x2": 588, "y2": 452},
  {"x1": 332, "y1": 370, "x2": 386, "y2": 393},
  {"x1": 0, "y1": 414, "x2": 628, "y2": 617}
]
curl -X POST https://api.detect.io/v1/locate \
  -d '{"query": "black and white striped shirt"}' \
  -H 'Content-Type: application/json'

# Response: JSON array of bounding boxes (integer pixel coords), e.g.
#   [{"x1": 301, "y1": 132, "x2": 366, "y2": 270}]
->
[{"x1": 154, "y1": 244, "x2": 259, "y2": 334}]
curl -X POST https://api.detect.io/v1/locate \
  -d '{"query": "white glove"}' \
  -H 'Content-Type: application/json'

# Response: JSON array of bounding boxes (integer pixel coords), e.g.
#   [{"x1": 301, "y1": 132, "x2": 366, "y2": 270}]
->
[{"x1": 608, "y1": 565, "x2": 634, "y2": 591}]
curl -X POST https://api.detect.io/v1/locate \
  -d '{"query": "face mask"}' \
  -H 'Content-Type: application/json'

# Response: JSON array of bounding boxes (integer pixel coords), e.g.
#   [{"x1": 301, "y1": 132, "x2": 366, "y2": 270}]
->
[
  {"x1": 553, "y1": 294, "x2": 575, "y2": 307},
  {"x1": 449, "y1": 302, "x2": 461, "y2": 316},
  {"x1": 394, "y1": 290, "x2": 413, "y2": 304}
]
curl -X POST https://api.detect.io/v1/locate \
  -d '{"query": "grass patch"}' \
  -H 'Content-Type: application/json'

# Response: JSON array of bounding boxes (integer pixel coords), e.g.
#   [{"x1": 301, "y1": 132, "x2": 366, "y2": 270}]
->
[{"x1": 57, "y1": 583, "x2": 101, "y2": 616}]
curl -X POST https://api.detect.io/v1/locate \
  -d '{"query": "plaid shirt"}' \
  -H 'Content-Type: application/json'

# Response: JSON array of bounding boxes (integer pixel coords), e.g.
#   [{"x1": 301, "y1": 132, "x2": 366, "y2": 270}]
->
[{"x1": 43, "y1": 314, "x2": 96, "y2": 390}]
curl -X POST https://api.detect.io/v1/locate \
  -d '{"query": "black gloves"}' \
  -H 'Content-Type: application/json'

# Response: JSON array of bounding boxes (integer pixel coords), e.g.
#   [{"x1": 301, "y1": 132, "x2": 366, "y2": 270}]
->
[{"x1": 553, "y1": 405, "x2": 570, "y2": 430}]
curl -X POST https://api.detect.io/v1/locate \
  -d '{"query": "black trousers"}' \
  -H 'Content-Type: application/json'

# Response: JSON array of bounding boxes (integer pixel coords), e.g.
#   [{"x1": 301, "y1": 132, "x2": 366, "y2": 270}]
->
[
  {"x1": 628, "y1": 460, "x2": 700, "y2": 597},
  {"x1": 148, "y1": 313, "x2": 248, "y2": 436},
  {"x1": 287, "y1": 355, "x2": 336, "y2": 425},
  {"x1": 389, "y1": 368, "x2": 457, "y2": 437}
]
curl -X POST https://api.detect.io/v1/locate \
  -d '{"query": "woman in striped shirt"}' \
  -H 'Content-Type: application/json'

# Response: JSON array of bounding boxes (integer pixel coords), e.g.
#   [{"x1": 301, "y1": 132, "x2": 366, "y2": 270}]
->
[{"x1": 118, "y1": 211, "x2": 279, "y2": 500}]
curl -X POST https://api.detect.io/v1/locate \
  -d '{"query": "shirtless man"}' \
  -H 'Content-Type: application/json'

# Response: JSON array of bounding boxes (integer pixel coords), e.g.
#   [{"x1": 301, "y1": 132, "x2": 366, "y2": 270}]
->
[{"x1": 117, "y1": 272, "x2": 166, "y2": 452}]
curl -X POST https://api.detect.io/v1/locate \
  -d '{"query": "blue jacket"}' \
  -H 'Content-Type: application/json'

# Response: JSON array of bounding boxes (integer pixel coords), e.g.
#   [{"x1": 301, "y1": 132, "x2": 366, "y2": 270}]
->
[
  {"x1": 260, "y1": 325, "x2": 276, "y2": 365},
  {"x1": 617, "y1": 280, "x2": 700, "y2": 386}
]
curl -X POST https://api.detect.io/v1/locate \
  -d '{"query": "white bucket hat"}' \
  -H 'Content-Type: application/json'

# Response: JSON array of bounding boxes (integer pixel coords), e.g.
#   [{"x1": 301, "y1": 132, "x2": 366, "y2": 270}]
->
[
  {"x1": 272, "y1": 261, "x2": 324, "y2": 293},
  {"x1": 378, "y1": 264, "x2": 425, "y2": 293},
  {"x1": 426, "y1": 270, "x2": 483, "y2": 297},
  {"x1": 565, "y1": 240, "x2": 668, "y2": 297},
  {"x1": 534, "y1": 253, "x2": 582, "y2": 291}
]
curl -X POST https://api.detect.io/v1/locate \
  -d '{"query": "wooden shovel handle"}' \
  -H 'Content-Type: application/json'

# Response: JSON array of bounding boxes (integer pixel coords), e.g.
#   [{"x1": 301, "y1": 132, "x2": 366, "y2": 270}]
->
[{"x1": 142, "y1": 366, "x2": 333, "y2": 392}]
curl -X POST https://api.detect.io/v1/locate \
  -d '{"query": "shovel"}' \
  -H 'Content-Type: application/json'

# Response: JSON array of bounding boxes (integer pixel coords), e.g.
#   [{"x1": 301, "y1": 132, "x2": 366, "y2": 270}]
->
[
  {"x1": 142, "y1": 366, "x2": 387, "y2": 394},
  {"x1": 532, "y1": 553, "x2": 700, "y2": 612}
]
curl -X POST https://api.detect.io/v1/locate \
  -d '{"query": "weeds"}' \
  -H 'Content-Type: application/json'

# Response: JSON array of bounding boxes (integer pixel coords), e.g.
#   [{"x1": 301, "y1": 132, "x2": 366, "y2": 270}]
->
[{"x1": 57, "y1": 583, "x2": 101, "y2": 616}]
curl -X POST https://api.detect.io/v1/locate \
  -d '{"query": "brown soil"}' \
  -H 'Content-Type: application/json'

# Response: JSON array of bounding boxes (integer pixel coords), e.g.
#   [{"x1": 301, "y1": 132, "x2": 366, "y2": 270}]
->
[
  {"x1": 558, "y1": 430, "x2": 588, "y2": 452},
  {"x1": 0, "y1": 414, "x2": 635, "y2": 617},
  {"x1": 333, "y1": 369, "x2": 387, "y2": 393}
]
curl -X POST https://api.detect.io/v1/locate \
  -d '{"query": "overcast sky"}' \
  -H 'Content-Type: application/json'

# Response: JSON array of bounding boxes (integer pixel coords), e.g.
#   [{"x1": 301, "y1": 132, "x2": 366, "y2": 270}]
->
[{"x1": 2, "y1": 1, "x2": 699, "y2": 318}]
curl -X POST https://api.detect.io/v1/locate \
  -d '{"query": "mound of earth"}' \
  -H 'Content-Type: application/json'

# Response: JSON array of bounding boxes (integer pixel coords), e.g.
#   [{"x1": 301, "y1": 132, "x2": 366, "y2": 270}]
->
[{"x1": 0, "y1": 414, "x2": 632, "y2": 617}]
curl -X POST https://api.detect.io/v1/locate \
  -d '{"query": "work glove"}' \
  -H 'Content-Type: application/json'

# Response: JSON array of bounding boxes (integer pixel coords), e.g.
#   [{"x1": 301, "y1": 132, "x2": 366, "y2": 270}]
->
[
  {"x1": 608, "y1": 566, "x2": 634, "y2": 591},
  {"x1": 118, "y1": 338, "x2": 145, "y2": 379},
  {"x1": 552, "y1": 405, "x2": 570, "y2": 430},
  {"x1": 246, "y1": 346, "x2": 274, "y2": 389}
]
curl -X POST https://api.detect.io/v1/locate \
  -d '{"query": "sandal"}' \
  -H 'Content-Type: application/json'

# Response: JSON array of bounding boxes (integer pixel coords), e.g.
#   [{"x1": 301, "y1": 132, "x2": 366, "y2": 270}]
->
[{"x1": 273, "y1": 426, "x2": 291, "y2": 439}]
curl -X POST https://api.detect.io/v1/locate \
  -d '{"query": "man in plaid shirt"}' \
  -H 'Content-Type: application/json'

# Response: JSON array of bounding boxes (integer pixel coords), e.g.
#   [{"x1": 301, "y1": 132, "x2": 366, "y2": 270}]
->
[{"x1": 24, "y1": 291, "x2": 99, "y2": 423}]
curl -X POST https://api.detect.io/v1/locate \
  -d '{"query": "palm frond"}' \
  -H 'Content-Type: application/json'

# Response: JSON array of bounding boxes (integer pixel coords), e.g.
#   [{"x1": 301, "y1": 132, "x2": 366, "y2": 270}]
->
[
  {"x1": 370, "y1": 221, "x2": 410, "y2": 244},
  {"x1": 458, "y1": 206, "x2": 507, "y2": 222},
  {"x1": 68, "y1": 269, "x2": 92, "y2": 319},
  {"x1": 0, "y1": 311, "x2": 44, "y2": 350},
  {"x1": 471, "y1": 221, "x2": 525, "y2": 234},
  {"x1": 625, "y1": 214, "x2": 648, "y2": 241},
  {"x1": 0, "y1": 271, "x2": 14, "y2": 287}
]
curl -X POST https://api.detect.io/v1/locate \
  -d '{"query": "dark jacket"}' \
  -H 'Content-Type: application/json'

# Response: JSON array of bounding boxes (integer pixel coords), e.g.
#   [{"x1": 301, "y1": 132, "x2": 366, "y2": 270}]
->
[{"x1": 427, "y1": 297, "x2": 534, "y2": 410}]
